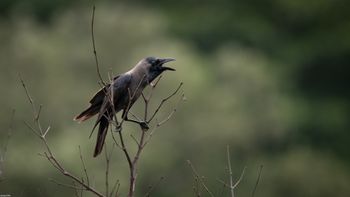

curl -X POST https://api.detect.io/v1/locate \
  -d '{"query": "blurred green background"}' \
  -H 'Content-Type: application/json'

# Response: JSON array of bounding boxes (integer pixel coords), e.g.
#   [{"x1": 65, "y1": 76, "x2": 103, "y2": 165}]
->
[{"x1": 1, "y1": 0, "x2": 350, "y2": 196}]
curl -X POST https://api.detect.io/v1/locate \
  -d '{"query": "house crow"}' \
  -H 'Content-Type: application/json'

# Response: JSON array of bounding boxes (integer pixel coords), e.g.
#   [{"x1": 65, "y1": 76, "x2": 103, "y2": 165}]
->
[{"x1": 74, "y1": 57, "x2": 175, "y2": 157}]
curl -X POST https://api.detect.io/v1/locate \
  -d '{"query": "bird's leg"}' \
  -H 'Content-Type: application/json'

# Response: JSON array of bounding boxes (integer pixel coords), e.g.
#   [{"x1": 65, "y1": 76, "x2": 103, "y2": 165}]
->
[
  {"x1": 105, "y1": 110, "x2": 122, "y2": 132},
  {"x1": 122, "y1": 110, "x2": 149, "y2": 131}
]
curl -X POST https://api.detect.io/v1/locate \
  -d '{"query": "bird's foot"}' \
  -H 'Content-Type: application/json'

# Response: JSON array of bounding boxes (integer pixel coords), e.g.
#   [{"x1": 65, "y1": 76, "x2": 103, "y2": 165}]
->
[{"x1": 139, "y1": 121, "x2": 149, "y2": 131}]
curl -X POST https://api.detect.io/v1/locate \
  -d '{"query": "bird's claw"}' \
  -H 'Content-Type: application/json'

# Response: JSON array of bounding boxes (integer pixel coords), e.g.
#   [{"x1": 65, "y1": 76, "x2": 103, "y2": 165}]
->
[{"x1": 140, "y1": 122, "x2": 149, "y2": 131}]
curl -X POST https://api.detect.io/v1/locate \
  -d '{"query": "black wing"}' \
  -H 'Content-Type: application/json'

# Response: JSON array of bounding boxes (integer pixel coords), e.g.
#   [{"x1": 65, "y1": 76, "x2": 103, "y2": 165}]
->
[{"x1": 92, "y1": 74, "x2": 132, "y2": 157}]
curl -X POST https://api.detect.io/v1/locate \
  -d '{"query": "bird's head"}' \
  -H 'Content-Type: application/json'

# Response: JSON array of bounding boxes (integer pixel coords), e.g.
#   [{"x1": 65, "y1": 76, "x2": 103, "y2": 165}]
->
[{"x1": 139, "y1": 56, "x2": 176, "y2": 82}]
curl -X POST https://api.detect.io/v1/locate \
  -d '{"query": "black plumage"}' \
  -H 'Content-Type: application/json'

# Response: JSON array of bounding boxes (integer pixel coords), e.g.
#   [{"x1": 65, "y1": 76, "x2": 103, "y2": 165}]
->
[{"x1": 74, "y1": 57, "x2": 175, "y2": 157}]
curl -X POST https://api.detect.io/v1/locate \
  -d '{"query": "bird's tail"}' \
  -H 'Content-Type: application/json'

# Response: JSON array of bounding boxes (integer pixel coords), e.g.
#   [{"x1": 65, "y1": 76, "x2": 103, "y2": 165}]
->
[
  {"x1": 74, "y1": 105, "x2": 100, "y2": 122},
  {"x1": 93, "y1": 114, "x2": 109, "y2": 157}
]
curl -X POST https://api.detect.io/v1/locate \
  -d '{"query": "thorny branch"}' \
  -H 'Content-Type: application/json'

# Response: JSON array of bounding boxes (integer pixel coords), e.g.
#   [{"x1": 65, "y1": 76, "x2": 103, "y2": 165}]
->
[{"x1": 20, "y1": 75, "x2": 104, "y2": 197}]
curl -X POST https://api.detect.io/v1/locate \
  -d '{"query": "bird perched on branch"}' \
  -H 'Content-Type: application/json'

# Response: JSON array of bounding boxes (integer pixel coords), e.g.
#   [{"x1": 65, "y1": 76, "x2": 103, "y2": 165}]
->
[{"x1": 74, "y1": 57, "x2": 175, "y2": 157}]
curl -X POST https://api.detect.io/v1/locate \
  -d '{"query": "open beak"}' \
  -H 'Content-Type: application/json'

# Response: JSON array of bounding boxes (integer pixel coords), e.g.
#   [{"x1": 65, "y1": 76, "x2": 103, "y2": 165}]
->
[{"x1": 159, "y1": 58, "x2": 176, "y2": 71}]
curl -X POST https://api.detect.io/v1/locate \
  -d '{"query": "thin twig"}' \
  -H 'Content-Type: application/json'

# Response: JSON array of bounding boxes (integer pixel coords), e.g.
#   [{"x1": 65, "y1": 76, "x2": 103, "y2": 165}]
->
[
  {"x1": 1, "y1": 109, "x2": 15, "y2": 160},
  {"x1": 218, "y1": 146, "x2": 246, "y2": 196},
  {"x1": 115, "y1": 181, "x2": 121, "y2": 197},
  {"x1": 147, "y1": 82, "x2": 183, "y2": 123},
  {"x1": 49, "y1": 178, "x2": 85, "y2": 190},
  {"x1": 192, "y1": 176, "x2": 201, "y2": 197},
  {"x1": 110, "y1": 130, "x2": 122, "y2": 150},
  {"x1": 91, "y1": 5, "x2": 105, "y2": 86},
  {"x1": 251, "y1": 165, "x2": 263, "y2": 197},
  {"x1": 0, "y1": 109, "x2": 15, "y2": 181},
  {"x1": 156, "y1": 93, "x2": 184, "y2": 126},
  {"x1": 130, "y1": 134, "x2": 141, "y2": 147},
  {"x1": 105, "y1": 144, "x2": 109, "y2": 197},
  {"x1": 144, "y1": 90, "x2": 184, "y2": 150},
  {"x1": 79, "y1": 146, "x2": 90, "y2": 186},
  {"x1": 187, "y1": 160, "x2": 214, "y2": 197},
  {"x1": 109, "y1": 179, "x2": 120, "y2": 197},
  {"x1": 142, "y1": 75, "x2": 163, "y2": 119},
  {"x1": 117, "y1": 125, "x2": 132, "y2": 169},
  {"x1": 19, "y1": 74, "x2": 39, "y2": 126},
  {"x1": 72, "y1": 181, "x2": 82, "y2": 197},
  {"x1": 20, "y1": 77, "x2": 104, "y2": 197},
  {"x1": 227, "y1": 145, "x2": 234, "y2": 197},
  {"x1": 232, "y1": 166, "x2": 246, "y2": 189},
  {"x1": 104, "y1": 143, "x2": 115, "y2": 197},
  {"x1": 143, "y1": 176, "x2": 165, "y2": 197}
]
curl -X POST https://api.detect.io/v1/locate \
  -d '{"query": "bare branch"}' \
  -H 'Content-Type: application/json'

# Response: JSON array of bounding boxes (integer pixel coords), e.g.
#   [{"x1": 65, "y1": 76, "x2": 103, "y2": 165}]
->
[
  {"x1": 19, "y1": 74, "x2": 34, "y2": 106},
  {"x1": 251, "y1": 165, "x2": 263, "y2": 197},
  {"x1": 91, "y1": 5, "x2": 106, "y2": 86},
  {"x1": 19, "y1": 74, "x2": 39, "y2": 124},
  {"x1": 130, "y1": 134, "x2": 141, "y2": 147},
  {"x1": 104, "y1": 145, "x2": 109, "y2": 197},
  {"x1": 192, "y1": 176, "x2": 201, "y2": 197},
  {"x1": 117, "y1": 126, "x2": 132, "y2": 169},
  {"x1": 144, "y1": 90, "x2": 185, "y2": 151},
  {"x1": 147, "y1": 82, "x2": 183, "y2": 123},
  {"x1": 79, "y1": 146, "x2": 90, "y2": 187},
  {"x1": 35, "y1": 104, "x2": 42, "y2": 121},
  {"x1": 128, "y1": 111, "x2": 142, "y2": 122},
  {"x1": 0, "y1": 109, "x2": 15, "y2": 182},
  {"x1": 227, "y1": 145, "x2": 234, "y2": 197},
  {"x1": 49, "y1": 178, "x2": 85, "y2": 190},
  {"x1": 156, "y1": 93, "x2": 184, "y2": 127},
  {"x1": 142, "y1": 75, "x2": 163, "y2": 120},
  {"x1": 104, "y1": 143, "x2": 115, "y2": 197},
  {"x1": 187, "y1": 160, "x2": 214, "y2": 197},
  {"x1": 150, "y1": 75, "x2": 162, "y2": 88},
  {"x1": 72, "y1": 181, "x2": 82, "y2": 197},
  {"x1": 143, "y1": 176, "x2": 165, "y2": 197},
  {"x1": 109, "y1": 179, "x2": 120, "y2": 197},
  {"x1": 20, "y1": 77, "x2": 104, "y2": 197},
  {"x1": 216, "y1": 178, "x2": 230, "y2": 188},
  {"x1": 217, "y1": 146, "x2": 246, "y2": 196},
  {"x1": 110, "y1": 131, "x2": 122, "y2": 150},
  {"x1": 232, "y1": 166, "x2": 246, "y2": 189},
  {"x1": 1, "y1": 109, "x2": 15, "y2": 157},
  {"x1": 23, "y1": 121, "x2": 41, "y2": 138},
  {"x1": 42, "y1": 126, "x2": 51, "y2": 138}
]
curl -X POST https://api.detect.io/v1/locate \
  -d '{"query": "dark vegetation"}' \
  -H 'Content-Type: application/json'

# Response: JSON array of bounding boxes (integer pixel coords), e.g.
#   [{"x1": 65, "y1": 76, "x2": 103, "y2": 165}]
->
[{"x1": 0, "y1": 0, "x2": 349, "y2": 196}]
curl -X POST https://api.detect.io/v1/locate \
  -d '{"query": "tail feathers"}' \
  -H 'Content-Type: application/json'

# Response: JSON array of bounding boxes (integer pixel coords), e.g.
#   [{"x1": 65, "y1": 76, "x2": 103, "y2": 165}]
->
[
  {"x1": 74, "y1": 105, "x2": 100, "y2": 122},
  {"x1": 93, "y1": 115, "x2": 109, "y2": 157}
]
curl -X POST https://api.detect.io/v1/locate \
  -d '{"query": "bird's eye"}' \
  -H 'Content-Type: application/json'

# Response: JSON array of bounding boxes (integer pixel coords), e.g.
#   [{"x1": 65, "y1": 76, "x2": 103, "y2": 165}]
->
[{"x1": 150, "y1": 59, "x2": 159, "y2": 66}]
